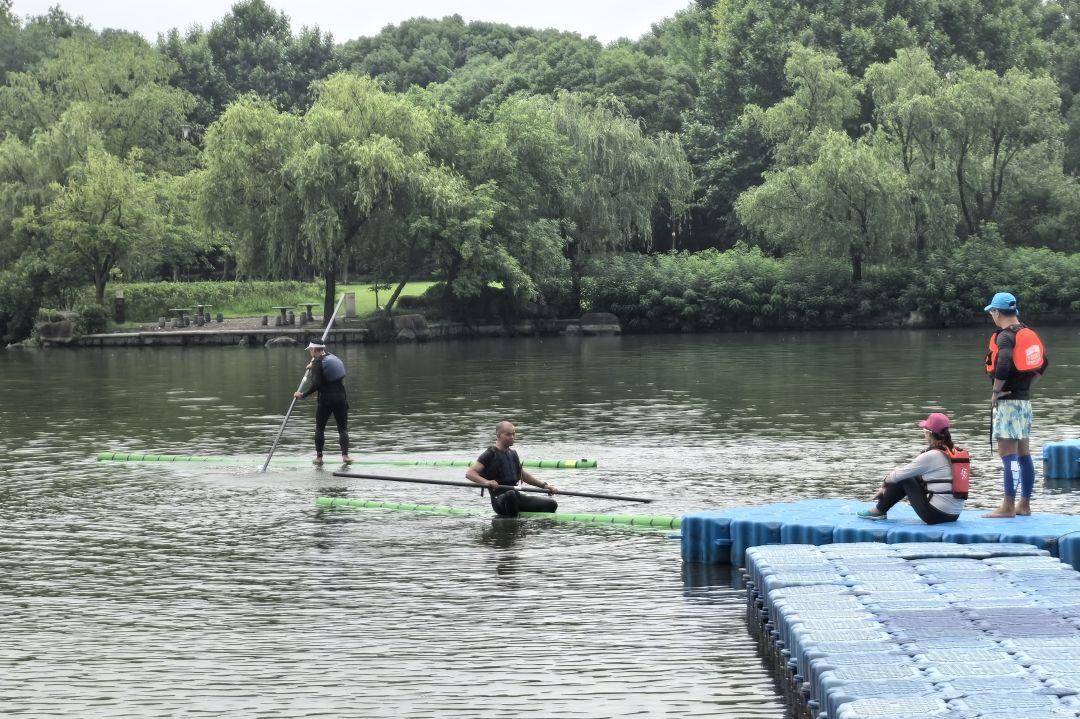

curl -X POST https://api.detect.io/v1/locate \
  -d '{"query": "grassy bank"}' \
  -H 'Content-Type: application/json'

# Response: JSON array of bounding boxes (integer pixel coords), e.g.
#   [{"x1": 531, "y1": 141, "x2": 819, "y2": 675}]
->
[{"x1": 97, "y1": 280, "x2": 438, "y2": 323}]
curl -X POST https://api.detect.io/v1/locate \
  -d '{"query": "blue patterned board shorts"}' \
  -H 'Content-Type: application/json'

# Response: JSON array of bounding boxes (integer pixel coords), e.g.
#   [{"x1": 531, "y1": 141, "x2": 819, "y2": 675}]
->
[{"x1": 994, "y1": 399, "x2": 1033, "y2": 439}]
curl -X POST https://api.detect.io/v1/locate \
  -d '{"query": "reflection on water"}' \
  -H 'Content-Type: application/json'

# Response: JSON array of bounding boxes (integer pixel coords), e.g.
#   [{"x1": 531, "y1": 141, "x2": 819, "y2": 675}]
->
[{"x1": 0, "y1": 327, "x2": 1077, "y2": 717}]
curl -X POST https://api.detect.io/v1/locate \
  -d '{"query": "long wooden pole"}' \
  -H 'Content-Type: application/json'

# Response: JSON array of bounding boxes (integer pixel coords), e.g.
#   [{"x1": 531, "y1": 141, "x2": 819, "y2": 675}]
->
[
  {"x1": 333, "y1": 471, "x2": 655, "y2": 503},
  {"x1": 261, "y1": 293, "x2": 348, "y2": 473}
]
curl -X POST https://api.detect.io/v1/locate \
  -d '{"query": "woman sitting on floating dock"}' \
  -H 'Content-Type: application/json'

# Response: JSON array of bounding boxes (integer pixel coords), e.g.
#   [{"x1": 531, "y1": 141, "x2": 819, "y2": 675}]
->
[
  {"x1": 466, "y1": 421, "x2": 559, "y2": 517},
  {"x1": 858, "y1": 412, "x2": 969, "y2": 524}
]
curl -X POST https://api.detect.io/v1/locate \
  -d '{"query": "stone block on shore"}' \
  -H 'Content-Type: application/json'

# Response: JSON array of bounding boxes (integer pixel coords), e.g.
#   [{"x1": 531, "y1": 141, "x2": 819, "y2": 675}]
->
[
  {"x1": 366, "y1": 313, "x2": 430, "y2": 342},
  {"x1": 36, "y1": 319, "x2": 74, "y2": 343},
  {"x1": 579, "y1": 312, "x2": 621, "y2": 335}
]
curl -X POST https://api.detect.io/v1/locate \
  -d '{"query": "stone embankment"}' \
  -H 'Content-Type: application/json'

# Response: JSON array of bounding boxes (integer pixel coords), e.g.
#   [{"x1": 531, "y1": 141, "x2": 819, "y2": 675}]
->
[{"x1": 30, "y1": 312, "x2": 622, "y2": 349}]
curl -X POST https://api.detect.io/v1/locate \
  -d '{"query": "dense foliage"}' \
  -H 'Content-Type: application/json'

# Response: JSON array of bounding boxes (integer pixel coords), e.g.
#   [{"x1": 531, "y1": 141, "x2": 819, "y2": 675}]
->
[
  {"x1": 2, "y1": 0, "x2": 1080, "y2": 342},
  {"x1": 585, "y1": 241, "x2": 1080, "y2": 331}
]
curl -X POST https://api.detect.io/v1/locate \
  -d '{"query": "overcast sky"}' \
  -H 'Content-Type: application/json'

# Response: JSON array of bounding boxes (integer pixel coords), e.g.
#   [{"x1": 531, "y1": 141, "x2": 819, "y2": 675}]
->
[{"x1": 10, "y1": 0, "x2": 690, "y2": 45}]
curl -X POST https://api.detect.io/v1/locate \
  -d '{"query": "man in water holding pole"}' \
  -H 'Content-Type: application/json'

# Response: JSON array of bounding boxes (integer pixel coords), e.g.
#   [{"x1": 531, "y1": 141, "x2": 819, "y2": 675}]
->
[
  {"x1": 293, "y1": 342, "x2": 352, "y2": 466},
  {"x1": 466, "y1": 421, "x2": 559, "y2": 516}
]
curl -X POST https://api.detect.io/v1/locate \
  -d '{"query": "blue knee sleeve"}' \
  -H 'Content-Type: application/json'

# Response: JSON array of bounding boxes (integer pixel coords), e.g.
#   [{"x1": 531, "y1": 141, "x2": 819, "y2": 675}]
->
[
  {"x1": 1002, "y1": 454, "x2": 1020, "y2": 498},
  {"x1": 1019, "y1": 454, "x2": 1035, "y2": 498}
]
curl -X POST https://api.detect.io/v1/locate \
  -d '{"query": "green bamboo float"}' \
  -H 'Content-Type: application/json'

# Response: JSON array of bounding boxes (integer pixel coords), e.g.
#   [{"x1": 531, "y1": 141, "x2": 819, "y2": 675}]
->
[
  {"x1": 314, "y1": 496, "x2": 681, "y2": 529},
  {"x1": 96, "y1": 451, "x2": 597, "y2": 469}
]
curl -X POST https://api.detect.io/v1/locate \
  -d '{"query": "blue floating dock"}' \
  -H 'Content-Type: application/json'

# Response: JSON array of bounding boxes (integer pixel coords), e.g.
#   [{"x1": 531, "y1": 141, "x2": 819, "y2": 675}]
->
[
  {"x1": 1045, "y1": 440, "x2": 1080, "y2": 480},
  {"x1": 682, "y1": 499, "x2": 1080, "y2": 571},
  {"x1": 745, "y1": 541, "x2": 1080, "y2": 719}
]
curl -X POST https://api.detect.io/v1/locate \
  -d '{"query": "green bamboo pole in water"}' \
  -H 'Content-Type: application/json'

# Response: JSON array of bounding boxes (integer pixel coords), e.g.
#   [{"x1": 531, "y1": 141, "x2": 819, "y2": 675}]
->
[
  {"x1": 96, "y1": 451, "x2": 597, "y2": 470},
  {"x1": 314, "y1": 496, "x2": 681, "y2": 529}
]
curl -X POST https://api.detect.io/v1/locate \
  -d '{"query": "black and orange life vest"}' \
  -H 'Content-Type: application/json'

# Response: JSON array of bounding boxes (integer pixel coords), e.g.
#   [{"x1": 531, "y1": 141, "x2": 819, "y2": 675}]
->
[
  {"x1": 925, "y1": 447, "x2": 970, "y2": 500},
  {"x1": 985, "y1": 325, "x2": 1045, "y2": 375}
]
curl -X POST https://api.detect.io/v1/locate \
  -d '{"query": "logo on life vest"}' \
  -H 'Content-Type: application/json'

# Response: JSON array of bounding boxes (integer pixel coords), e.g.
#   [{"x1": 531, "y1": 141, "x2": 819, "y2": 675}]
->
[{"x1": 1025, "y1": 344, "x2": 1042, "y2": 366}]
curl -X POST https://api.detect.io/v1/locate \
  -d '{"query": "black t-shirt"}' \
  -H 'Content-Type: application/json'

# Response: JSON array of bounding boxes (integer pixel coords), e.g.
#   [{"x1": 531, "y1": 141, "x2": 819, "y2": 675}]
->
[
  {"x1": 992, "y1": 325, "x2": 1048, "y2": 400},
  {"x1": 476, "y1": 447, "x2": 522, "y2": 486}
]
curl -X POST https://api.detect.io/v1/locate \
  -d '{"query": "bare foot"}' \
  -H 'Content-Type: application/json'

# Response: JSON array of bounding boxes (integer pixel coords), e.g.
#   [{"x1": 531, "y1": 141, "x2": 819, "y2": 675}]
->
[
  {"x1": 313, "y1": 456, "x2": 324, "y2": 466},
  {"x1": 1016, "y1": 499, "x2": 1032, "y2": 516},
  {"x1": 982, "y1": 507, "x2": 1015, "y2": 518},
  {"x1": 341, "y1": 455, "x2": 353, "y2": 465},
  {"x1": 983, "y1": 500, "x2": 1015, "y2": 518}
]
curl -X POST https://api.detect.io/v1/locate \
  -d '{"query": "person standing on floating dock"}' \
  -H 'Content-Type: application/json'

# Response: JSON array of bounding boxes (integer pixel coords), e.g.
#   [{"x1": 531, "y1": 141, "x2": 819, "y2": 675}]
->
[
  {"x1": 982, "y1": 292, "x2": 1048, "y2": 518},
  {"x1": 292, "y1": 342, "x2": 352, "y2": 466},
  {"x1": 465, "y1": 421, "x2": 559, "y2": 517},
  {"x1": 857, "y1": 412, "x2": 968, "y2": 524}
]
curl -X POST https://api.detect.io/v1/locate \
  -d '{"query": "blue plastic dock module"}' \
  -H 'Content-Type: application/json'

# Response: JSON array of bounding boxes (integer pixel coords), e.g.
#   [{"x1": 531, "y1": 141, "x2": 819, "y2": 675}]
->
[
  {"x1": 681, "y1": 498, "x2": 1080, "y2": 571},
  {"x1": 1045, "y1": 440, "x2": 1080, "y2": 480},
  {"x1": 743, "y1": 542, "x2": 1080, "y2": 719}
]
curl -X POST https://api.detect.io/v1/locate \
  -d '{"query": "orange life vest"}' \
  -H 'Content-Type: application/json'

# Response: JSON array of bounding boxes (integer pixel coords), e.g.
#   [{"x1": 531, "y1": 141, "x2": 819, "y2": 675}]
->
[
  {"x1": 944, "y1": 447, "x2": 970, "y2": 500},
  {"x1": 923, "y1": 447, "x2": 970, "y2": 500},
  {"x1": 985, "y1": 325, "x2": 1045, "y2": 374}
]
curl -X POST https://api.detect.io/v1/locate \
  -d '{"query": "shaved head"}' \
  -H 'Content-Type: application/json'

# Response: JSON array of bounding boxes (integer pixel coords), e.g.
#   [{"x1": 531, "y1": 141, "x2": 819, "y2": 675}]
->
[{"x1": 494, "y1": 421, "x2": 517, "y2": 449}]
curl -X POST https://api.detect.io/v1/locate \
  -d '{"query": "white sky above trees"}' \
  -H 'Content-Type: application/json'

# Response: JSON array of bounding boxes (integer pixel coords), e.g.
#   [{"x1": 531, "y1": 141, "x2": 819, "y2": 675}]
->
[{"x1": 10, "y1": 0, "x2": 691, "y2": 44}]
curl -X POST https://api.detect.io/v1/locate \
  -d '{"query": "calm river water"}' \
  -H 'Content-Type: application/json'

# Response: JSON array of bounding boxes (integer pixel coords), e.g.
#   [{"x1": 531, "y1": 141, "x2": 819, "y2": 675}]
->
[{"x1": 1, "y1": 328, "x2": 1078, "y2": 717}]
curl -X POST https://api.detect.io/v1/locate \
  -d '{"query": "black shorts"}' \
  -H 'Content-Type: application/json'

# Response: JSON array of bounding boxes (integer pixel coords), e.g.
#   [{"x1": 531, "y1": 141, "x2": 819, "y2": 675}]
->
[{"x1": 489, "y1": 489, "x2": 557, "y2": 517}]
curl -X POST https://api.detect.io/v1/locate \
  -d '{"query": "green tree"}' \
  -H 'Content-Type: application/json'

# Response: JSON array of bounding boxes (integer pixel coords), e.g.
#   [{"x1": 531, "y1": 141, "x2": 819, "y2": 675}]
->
[
  {"x1": 0, "y1": 34, "x2": 197, "y2": 173},
  {"x1": 686, "y1": 0, "x2": 1062, "y2": 248},
  {"x1": 201, "y1": 74, "x2": 463, "y2": 321},
  {"x1": 40, "y1": 149, "x2": 159, "y2": 304},
  {"x1": 496, "y1": 93, "x2": 692, "y2": 311},
  {"x1": 937, "y1": 67, "x2": 1064, "y2": 237},
  {"x1": 864, "y1": 48, "x2": 955, "y2": 255},
  {"x1": 159, "y1": 0, "x2": 334, "y2": 125},
  {"x1": 737, "y1": 132, "x2": 911, "y2": 281},
  {"x1": 0, "y1": 3, "x2": 92, "y2": 78},
  {"x1": 128, "y1": 171, "x2": 225, "y2": 281},
  {"x1": 287, "y1": 74, "x2": 463, "y2": 320},
  {"x1": 394, "y1": 93, "x2": 570, "y2": 314},
  {"x1": 334, "y1": 15, "x2": 534, "y2": 92},
  {"x1": 750, "y1": 44, "x2": 862, "y2": 166},
  {"x1": 199, "y1": 95, "x2": 300, "y2": 279},
  {"x1": 431, "y1": 34, "x2": 695, "y2": 135}
]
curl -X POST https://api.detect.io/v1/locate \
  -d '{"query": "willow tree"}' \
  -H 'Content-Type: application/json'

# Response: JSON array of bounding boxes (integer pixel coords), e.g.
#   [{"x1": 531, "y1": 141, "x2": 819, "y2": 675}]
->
[
  {"x1": 556, "y1": 93, "x2": 692, "y2": 311},
  {"x1": 199, "y1": 95, "x2": 301, "y2": 279},
  {"x1": 202, "y1": 74, "x2": 463, "y2": 321},
  {"x1": 288, "y1": 73, "x2": 463, "y2": 321},
  {"x1": 42, "y1": 148, "x2": 159, "y2": 303},
  {"x1": 0, "y1": 34, "x2": 197, "y2": 173},
  {"x1": 864, "y1": 48, "x2": 955, "y2": 257},
  {"x1": 496, "y1": 92, "x2": 692, "y2": 312},
  {"x1": 737, "y1": 132, "x2": 910, "y2": 282},
  {"x1": 937, "y1": 68, "x2": 1063, "y2": 238}
]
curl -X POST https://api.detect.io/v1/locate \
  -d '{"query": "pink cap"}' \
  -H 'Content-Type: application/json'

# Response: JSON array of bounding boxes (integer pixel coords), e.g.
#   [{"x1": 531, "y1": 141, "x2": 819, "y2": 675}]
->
[{"x1": 918, "y1": 412, "x2": 951, "y2": 434}]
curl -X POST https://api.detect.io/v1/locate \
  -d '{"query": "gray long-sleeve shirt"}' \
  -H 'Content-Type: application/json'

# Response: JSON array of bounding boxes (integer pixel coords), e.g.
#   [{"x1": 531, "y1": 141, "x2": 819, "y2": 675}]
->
[{"x1": 886, "y1": 449, "x2": 964, "y2": 516}]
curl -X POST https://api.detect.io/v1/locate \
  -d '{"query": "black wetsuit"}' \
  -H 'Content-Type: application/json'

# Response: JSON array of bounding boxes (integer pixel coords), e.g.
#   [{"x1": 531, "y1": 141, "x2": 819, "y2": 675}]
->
[
  {"x1": 301, "y1": 355, "x2": 349, "y2": 456},
  {"x1": 477, "y1": 446, "x2": 557, "y2": 517}
]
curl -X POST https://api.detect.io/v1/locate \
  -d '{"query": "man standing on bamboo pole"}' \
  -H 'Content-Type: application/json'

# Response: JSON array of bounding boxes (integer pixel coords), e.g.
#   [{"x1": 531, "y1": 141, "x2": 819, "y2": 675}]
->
[{"x1": 293, "y1": 342, "x2": 352, "y2": 466}]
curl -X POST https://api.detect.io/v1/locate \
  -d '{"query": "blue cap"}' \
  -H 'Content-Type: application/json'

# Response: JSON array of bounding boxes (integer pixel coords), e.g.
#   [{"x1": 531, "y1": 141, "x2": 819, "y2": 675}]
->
[{"x1": 984, "y1": 292, "x2": 1019, "y2": 313}]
